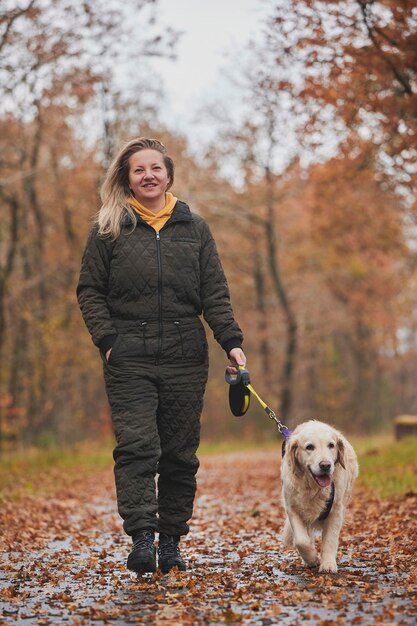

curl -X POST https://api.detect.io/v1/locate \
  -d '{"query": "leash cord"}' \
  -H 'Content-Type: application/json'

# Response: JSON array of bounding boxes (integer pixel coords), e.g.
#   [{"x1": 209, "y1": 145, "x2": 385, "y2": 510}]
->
[
  {"x1": 230, "y1": 366, "x2": 291, "y2": 439},
  {"x1": 245, "y1": 382, "x2": 290, "y2": 437}
]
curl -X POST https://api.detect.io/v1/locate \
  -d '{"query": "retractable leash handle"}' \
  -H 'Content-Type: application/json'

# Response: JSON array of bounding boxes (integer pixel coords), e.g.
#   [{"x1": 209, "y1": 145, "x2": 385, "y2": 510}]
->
[
  {"x1": 224, "y1": 366, "x2": 250, "y2": 386},
  {"x1": 225, "y1": 367, "x2": 251, "y2": 416},
  {"x1": 225, "y1": 365, "x2": 291, "y2": 439}
]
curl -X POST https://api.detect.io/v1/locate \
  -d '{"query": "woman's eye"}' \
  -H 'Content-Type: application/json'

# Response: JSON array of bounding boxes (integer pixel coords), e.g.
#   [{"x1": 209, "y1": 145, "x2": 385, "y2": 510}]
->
[{"x1": 306, "y1": 444, "x2": 315, "y2": 451}]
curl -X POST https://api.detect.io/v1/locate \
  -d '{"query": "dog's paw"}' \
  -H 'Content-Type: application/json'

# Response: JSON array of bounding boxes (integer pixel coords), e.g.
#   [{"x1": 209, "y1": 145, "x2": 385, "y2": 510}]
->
[
  {"x1": 319, "y1": 560, "x2": 337, "y2": 574},
  {"x1": 296, "y1": 541, "x2": 318, "y2": 567}
]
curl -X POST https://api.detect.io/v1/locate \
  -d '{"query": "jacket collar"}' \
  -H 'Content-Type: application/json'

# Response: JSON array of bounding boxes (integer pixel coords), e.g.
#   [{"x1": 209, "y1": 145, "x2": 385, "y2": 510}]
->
[
  {"x1": 165, "y1": 200, "x2": 193, "y2": 224},
  {"x1": 130, "y1": 200, "x2": 193, "y2": 227}
]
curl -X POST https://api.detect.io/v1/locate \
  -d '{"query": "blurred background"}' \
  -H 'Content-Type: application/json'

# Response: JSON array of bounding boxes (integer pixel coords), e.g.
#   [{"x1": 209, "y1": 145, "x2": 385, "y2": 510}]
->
[{"x1": 1, "y1": 0, "x2": 416, "y2": 450}]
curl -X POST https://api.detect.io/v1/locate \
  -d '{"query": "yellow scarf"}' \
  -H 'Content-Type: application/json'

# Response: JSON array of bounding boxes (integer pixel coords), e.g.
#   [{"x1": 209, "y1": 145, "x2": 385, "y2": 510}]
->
[{"x1": 128, "y1": 192, "x2": 177, "y2": 232}]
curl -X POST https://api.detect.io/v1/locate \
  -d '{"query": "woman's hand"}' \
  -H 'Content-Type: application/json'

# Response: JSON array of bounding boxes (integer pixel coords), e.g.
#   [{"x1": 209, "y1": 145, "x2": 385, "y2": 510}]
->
[
  {"x1": 105, "y1": 348, "x2": 112, "y2": 361},
  {"x1": 226, "y1": 347, "x2": 247, "y2": 375}
]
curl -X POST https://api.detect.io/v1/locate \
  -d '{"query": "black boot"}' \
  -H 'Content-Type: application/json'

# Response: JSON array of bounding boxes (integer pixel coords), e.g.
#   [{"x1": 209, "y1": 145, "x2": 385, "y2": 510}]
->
[
  {"x1": 127, "y1": 529, "x2": 156, "y2": 574},
  {"x1": 158, "y1": 534, "x2": 186, "y2": 573}
]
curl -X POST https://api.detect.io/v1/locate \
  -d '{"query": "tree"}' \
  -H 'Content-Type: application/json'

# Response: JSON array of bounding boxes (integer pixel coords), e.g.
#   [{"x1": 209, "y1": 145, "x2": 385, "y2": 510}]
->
[
  {"x1": 200, "y1": 0, "x2": 417, "y2": 431},
  {"x1": 267, "y1": 0, "x2": 417, "y2": 191},
  {"x1": 305, "y1": 142, "x2": 407, "y2": 426},
  {"x1": 0, "y1": 0, "x2": 179, "y2": 446}
]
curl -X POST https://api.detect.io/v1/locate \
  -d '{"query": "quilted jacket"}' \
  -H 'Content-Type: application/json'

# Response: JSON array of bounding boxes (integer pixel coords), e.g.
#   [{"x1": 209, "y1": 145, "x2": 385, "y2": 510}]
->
[{"x1": 77, "y1": 200, "x2": 243, "y2": 361}]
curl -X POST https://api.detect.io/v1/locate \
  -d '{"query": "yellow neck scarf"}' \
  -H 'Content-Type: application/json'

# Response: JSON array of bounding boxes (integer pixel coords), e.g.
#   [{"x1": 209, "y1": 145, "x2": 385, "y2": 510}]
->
[{"x1": 128, "y1": 192, "x2": 177, "y2": 232}]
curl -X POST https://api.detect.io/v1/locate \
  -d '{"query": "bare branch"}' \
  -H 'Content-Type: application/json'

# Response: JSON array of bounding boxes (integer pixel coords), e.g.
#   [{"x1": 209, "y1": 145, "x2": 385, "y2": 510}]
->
[
  {"x1": 0, "y1": 0, "x2": 36, "y2": 53},
  {"x1": 356, "y1": 0, "x2": 413, "y2": 95}
]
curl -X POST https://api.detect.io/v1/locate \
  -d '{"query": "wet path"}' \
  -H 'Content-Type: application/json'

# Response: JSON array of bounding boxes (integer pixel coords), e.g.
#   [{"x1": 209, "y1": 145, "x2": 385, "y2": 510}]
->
[{"x1": 1, "y1": 449, "x2": 416, "y2": 624}]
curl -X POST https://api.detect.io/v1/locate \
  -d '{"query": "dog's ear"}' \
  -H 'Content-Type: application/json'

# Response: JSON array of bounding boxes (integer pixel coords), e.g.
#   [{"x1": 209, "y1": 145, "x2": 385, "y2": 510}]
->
[
  {"x1": 336, "y1": 438, "x2": 346, "y2": 469},
  {"x1": 288, "y1": 440, "x2": 303, "y2": 477}
]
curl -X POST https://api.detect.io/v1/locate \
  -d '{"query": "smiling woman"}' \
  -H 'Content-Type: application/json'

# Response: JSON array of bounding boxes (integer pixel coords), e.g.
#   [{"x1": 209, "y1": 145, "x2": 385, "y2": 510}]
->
[
  {"x1": 128, "y1": 149, "x2": 172, "y2": 212},
  {"x1": 76, "y1": 136, "x2": 246, "y2": 576}
]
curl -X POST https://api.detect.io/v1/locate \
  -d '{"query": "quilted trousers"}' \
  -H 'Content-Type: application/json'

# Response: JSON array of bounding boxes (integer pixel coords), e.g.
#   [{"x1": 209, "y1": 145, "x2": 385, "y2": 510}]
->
[{"x1": 103, "y1": 358, "x2": 208, "y2": 538}]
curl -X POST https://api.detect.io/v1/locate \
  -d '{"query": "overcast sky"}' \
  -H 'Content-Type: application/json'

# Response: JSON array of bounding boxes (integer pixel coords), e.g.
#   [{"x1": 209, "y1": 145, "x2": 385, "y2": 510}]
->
[{"x1": 152, "y1": 0, "x2": 270, "y2": 137}]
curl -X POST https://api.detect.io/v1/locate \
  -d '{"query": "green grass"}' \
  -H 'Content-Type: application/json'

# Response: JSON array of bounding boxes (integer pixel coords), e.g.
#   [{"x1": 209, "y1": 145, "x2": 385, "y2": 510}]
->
[
  {"x1": 0, "y1": 434, "x2": 416, "y2": 502},
  {"x1": 353, "y1": 434, "x2": 417, "y2": 499},
  {"x1": 0, "y1": 439, "x2": 114, "y2": 501}
]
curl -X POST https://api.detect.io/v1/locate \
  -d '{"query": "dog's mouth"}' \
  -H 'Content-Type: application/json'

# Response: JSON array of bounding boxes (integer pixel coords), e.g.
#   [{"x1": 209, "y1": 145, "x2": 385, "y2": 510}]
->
[{"x1": 310, "y1": 470, "x2": 332, "y2": 488}]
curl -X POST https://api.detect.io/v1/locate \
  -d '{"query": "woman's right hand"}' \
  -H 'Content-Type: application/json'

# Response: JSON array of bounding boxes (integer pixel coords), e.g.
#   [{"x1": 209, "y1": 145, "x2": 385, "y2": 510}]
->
[
  {"x1": 226, "y1": 347, "x2": 247, "y2": 374},
  {"x1": 105, "y1": 348, "x2": 112, "y2": 361}
]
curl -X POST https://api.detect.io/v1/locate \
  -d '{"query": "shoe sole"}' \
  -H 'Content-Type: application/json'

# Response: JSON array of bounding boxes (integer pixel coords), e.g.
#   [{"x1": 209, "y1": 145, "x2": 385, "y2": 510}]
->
[
  {"x1": 128, "y1": 564, "x2": 156, "y2": 574},
  {"x1": 158, "y1": 564, "x2": 187, "y2": 574}
]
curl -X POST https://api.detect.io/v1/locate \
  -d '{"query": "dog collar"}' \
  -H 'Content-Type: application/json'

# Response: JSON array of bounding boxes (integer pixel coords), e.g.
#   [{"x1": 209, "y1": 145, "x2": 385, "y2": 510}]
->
[
  {"x1": 317, "y1": 481, "x2": 335, "y2": 521},
  {"x1": 280, "y1": 432, "x2": 292, "y2": 458}
]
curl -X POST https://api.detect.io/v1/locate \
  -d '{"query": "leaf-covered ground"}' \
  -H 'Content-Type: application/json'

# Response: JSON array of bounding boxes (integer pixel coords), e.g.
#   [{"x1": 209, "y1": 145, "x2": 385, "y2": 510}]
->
[{"x1": 1, "y1": 449, "x2": 416, "y2": 625}]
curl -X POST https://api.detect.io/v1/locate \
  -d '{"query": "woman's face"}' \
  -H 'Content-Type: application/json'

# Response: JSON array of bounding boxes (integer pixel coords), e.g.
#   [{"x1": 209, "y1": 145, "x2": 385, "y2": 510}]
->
[{"x1": 128, "y1": 149, "x2": 170, "y2": 208}]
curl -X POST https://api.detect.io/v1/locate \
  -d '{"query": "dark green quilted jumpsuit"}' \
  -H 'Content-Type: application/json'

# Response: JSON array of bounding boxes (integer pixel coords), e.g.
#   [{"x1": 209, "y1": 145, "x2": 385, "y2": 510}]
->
[{"x1": 77, "y1": 201, "x2": 243, "y2": 538}]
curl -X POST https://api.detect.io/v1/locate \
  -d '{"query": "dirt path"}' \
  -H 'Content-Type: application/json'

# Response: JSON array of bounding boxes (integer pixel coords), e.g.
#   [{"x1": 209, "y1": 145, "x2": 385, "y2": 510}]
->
[{"x1": 1, "y1": 449, "x2": 416, "y2": 625}]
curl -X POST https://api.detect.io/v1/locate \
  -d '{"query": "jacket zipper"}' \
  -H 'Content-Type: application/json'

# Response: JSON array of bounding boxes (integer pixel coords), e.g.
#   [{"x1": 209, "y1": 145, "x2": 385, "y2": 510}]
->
[{"x1": 155, "y1": 231, "x2": 162, "y2": 364}]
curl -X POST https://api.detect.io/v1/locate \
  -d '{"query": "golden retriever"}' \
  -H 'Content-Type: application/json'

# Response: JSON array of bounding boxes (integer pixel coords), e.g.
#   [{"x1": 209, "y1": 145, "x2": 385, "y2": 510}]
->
[{"x1": 281, "y1": 420, "x2": 358, "y2": 573}]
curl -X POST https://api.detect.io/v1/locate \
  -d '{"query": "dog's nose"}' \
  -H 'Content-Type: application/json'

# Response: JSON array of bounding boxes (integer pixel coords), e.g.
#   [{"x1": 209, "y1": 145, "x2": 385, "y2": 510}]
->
[{"x1": 319, "y1": 461, "x2": 331, "y2": 473}]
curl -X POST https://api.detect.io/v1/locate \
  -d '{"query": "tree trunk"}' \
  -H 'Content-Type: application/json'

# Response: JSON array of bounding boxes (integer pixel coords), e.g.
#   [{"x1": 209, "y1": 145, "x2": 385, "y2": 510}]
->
[
  {"x1": 252, "y1": 245, "x2": 272, "y2": 388},
  {"x1": 0, "y1": 192, "x2": 19, "y2": 352},
  {"x1": 264, "y1": 166, "x2": 297, "y2": 419},
  {"x1": 24, "y1": 108, "x2": 48, "y2": 319},
  {"x1": 0, "y1": 192, "x2": 19, "y2": 452},
  {"x1": 50, "y1": 145, "x2": 79, "y2": 327}
]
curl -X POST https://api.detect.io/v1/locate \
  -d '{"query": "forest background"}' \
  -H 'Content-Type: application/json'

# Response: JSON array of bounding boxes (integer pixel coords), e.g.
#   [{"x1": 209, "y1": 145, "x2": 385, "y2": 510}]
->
[{"x1": 0, "y1": 0, "x2": 416, "y2": 449}]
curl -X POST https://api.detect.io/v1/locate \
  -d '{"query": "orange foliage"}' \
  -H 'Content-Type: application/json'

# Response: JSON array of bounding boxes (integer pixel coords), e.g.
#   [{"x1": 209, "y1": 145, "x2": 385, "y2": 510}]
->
[
  {"x1": 1, "y1": 0, "x2": 417, "y2": 445},
  {"x1": 270, "y1": 0, "x2": 417, "y2": 179}
]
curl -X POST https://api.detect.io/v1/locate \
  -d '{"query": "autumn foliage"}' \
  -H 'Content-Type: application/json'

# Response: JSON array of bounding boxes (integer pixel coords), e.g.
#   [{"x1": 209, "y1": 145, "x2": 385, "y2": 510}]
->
[
  {"x1": 0, "y1": 448, "x2": 415, "y2": 623},
  {"x1": 1, "y1": 0, "x2": 417, "y2": 446}
]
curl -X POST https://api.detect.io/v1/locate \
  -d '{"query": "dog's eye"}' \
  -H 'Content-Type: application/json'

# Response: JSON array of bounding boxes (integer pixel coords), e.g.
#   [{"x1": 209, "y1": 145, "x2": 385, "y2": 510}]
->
[
  {"x1": 328, "y1": 442, "x2": 335, "y2": 449},
  {"x1": 305, "y1": 444, "x2": 315, "y2": 451}
]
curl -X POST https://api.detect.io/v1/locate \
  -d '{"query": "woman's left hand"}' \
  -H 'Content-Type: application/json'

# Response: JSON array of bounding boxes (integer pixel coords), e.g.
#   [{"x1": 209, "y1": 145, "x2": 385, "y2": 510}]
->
[{"x1": 226, "y1": 348, "x2": 247, "y2": 375}]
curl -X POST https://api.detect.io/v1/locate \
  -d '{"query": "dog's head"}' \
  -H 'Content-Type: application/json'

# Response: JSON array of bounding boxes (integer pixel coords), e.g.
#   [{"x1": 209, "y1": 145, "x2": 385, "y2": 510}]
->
[{"x1": 286, "y1": 420, "x2": 346, "y2": 488}]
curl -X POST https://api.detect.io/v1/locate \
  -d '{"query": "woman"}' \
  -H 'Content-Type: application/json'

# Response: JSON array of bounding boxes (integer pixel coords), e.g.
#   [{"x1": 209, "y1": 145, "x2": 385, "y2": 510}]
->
[{"x1": 77, "y1": 137, "x2": 246, "y2": 575}]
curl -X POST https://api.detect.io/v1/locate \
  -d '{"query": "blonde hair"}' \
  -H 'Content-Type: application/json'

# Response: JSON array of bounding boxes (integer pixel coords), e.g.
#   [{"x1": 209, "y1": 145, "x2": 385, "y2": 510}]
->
[{"x1": 97, "y1": 137, "x2": 174, "y2": 239}]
